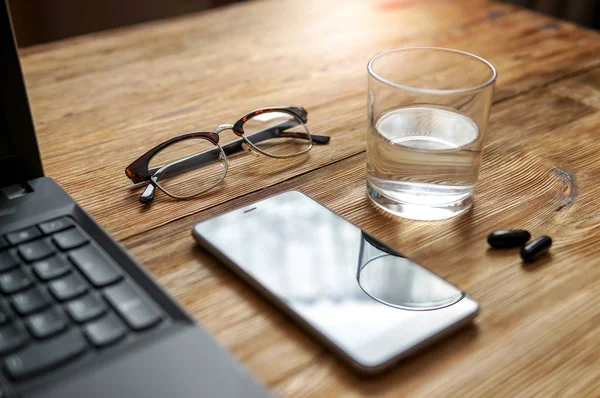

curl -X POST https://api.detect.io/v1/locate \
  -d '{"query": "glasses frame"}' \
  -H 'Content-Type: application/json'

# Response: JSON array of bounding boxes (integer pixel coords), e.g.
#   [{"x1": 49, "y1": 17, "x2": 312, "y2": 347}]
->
[{"x1": 125, "y1": 106, "x2": 330, "y2": 203}]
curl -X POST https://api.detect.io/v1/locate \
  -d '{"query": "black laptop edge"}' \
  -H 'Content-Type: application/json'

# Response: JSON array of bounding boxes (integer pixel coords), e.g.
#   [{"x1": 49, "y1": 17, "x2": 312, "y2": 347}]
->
[{"x1": 0, "y1": 1, "x2": 42, "y2": 187}]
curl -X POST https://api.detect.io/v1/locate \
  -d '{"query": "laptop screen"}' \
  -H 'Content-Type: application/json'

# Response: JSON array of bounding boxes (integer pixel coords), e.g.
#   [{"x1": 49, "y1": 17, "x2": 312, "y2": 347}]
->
[
  {"x1": 0, "y1": 109, "x2": 13, "y2": 160},
  {"x1": 0, "y1": 0, "x2": 44, "y2": 186}
]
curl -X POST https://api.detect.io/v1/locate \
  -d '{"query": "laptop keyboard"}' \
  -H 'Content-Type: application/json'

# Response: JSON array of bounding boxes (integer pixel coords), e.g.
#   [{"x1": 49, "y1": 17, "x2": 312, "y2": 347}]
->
[{"x1": 0, "y1": 217, "x2": 163, "y2": 381}]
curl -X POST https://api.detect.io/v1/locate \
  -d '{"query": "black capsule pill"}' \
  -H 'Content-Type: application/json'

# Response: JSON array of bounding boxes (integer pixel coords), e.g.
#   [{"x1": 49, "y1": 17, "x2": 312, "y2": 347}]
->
[
  {"x1": 520, "y1": 236, "x2": 552, "y2": 263},
  {"x1": 487, "y1": 230, "x2": 531, "y2": 249}
]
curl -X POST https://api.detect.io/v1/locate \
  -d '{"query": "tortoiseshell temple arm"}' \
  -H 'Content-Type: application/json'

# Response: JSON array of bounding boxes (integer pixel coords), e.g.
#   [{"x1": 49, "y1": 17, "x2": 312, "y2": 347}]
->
[{"x1": 148, "y1": 121, "x2": 330, "y2": 178}]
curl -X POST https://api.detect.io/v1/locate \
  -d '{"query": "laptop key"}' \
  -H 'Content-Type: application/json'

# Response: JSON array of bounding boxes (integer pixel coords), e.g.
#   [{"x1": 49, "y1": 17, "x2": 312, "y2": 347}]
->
[
  {"x1": 0, "y1": 323, "x2": 28, "y2": 355},
  {"x1": 18, "y1": 240, "x2": 54, "y2": 262},
  {"x1": 11, "y1": 287, "x2": 51, "y2": 315},
  {"x1": 83, "y1": 314, "x2": 126, "y2": 348},
  {"x1": 52, "y1": 228, "x2": 88, "y2": 251},
  {"x1": 66, "y1": 295, "x2": 106, "y2": 323},
  {"x1": 0, "y1": 251, "x2": 18, "y2": 273},
  {"x1": 69, "y1": 245, "x2": 122, "y2": 287},
  {"x1": 0, "y1": 269, "x2": 32, "y2": 294},
  {"x1": 104, "y1": 282, "x2": 161, "y2": 331},
  {"x1": 0, "y1": 237, "x2": 8, "y2": 250},
  {"x1": 38, "y1": 217, "x2": 73, "y2": 235},
  {"x1": 4, "y1": 328, "x2": 87, "y2": 381},
  {"x1": 33, "y1": 256, "x2": 71, "y2": 281},
  {"x1": 26, "y1": 308, "x2": 67, "y2": 339},
  {"x1": 5, "y1": 227, "x2": 41, "y2": 246},
  {"x1": 48, "y1": 274, "x2": 87, "y2": 301}
]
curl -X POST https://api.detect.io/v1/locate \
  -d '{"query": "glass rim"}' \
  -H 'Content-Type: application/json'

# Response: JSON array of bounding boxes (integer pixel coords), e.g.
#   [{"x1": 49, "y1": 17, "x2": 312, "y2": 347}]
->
[{"x1": 367, "y1": 47, "x2": 497, "y2": 95}]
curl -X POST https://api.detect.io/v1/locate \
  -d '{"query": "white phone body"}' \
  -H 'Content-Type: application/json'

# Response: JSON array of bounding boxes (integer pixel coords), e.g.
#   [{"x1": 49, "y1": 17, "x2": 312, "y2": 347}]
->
[{"x1": 192, "y1": 191, "x2": 479, "y2": 373}]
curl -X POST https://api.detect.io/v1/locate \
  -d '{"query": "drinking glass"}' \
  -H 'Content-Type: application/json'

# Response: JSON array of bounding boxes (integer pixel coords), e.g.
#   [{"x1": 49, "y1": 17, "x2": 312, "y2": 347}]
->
[{"x1": 366, "y1": 47, "x2": 496, "y2": 220}]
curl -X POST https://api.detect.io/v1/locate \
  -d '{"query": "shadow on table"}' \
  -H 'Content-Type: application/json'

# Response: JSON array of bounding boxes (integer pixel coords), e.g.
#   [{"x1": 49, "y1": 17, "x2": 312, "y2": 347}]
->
[
  {"x1": 521, "y1": 254, "x2": 553, "y2": 272},
  {"x1": 317, "y1": 323, "x2": 481, "y2": 390}
]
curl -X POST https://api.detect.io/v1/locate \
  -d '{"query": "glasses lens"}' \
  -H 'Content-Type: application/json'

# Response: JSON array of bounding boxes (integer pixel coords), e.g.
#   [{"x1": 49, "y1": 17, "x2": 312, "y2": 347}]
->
[
  {"x1": 242, "y1": 111, "x2": 312, "y2": 157},
  {"x1": 148, "y1": 137, "x2": 227, "y2": 198}
]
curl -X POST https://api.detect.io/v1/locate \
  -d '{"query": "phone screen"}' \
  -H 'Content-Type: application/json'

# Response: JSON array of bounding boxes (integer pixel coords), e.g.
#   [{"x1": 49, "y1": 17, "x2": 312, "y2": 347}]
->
[{"x1": 194, "y1": 191, "x2": 478, "y2": 371}]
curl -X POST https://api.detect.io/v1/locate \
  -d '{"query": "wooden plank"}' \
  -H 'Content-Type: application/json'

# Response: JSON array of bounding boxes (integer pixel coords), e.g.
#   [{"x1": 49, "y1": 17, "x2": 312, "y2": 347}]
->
[
  {"x1": 21, "y1": 0, "x2": 600, "y2": 242},
  {"x1": 119, "y1": 68, "x2": 600, "y2": 394}
]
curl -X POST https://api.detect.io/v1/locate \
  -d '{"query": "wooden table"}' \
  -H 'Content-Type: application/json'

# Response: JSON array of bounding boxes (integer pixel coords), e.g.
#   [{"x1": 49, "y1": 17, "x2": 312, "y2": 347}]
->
[{"x1": 20, "y1": 0, "x2": 600, "y2": 395}]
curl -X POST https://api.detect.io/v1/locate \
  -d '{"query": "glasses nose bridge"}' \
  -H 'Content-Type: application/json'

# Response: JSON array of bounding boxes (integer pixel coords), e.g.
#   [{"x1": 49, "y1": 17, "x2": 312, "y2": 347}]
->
[{"x1": 213, "y1": 124, "x2": 234, "y2": 135}]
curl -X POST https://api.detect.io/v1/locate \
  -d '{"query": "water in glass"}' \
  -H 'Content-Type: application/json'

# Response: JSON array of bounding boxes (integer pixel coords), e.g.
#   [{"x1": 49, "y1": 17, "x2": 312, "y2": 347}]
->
[{"x1": 367, "y1": 105, "x2": 481, "y2": 220}]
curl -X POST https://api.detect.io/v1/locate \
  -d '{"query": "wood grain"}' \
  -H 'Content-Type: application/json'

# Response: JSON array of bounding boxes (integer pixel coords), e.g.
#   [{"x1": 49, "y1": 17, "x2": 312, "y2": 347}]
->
[
  {"x1": 20, "y1": 0, "x2": 600, "y2": 243},
  {"x1": 21, "y1": 0, "x2": 600, "y2": 396}
]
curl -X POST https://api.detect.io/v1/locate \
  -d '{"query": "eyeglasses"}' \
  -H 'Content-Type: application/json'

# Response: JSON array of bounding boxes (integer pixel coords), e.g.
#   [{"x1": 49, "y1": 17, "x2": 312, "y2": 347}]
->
[{"x1": 125, "y1": 106, "x2": 330, "y2": 203}]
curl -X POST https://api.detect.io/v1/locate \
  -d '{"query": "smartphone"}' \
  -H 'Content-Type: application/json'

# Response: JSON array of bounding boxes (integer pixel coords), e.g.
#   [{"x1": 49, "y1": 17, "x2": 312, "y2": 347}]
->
[{"x1": 192, "y1": 191, "x2": 479, "y2": 373}]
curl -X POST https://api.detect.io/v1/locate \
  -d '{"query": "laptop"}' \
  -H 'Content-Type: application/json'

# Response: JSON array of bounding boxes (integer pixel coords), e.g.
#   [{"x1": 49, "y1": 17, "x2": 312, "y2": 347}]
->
[{"x1": 0, "y1": 2, "x2": 269, "y2": 397}]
